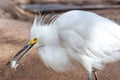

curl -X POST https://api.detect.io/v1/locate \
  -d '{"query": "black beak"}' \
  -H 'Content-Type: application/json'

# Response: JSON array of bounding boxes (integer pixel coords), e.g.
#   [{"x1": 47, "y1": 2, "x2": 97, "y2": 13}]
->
[{"x1": 7, "y1": 38, "x2": 38, "y2": 67}]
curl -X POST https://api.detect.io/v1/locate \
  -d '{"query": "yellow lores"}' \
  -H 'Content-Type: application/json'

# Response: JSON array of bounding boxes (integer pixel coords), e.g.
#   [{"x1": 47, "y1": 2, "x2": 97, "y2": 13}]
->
[{"x1": 28, "y1": 38, "x2": 38, "y2": 45}]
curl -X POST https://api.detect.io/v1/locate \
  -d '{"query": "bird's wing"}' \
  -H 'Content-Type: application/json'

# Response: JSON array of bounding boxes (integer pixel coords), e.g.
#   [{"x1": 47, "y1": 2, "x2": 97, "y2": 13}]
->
[
  {"x1": 58, "y1": 24, "x2": 120, "y2": 63},
  {"x1": 59, "y1": 30, "x2": 85, "y2": 52},
  {"x1": 85, "y1": 23, "x2": 120, "y2": 63},
  {"x1": 53, "y1": 10, "x2": 120, "y2": 64}
]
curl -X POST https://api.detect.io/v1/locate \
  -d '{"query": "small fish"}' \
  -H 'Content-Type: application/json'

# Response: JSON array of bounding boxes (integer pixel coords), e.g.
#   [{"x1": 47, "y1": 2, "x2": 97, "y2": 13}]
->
[{"x1": 10, "y1": 60, "x2": 19, "y2": 70}]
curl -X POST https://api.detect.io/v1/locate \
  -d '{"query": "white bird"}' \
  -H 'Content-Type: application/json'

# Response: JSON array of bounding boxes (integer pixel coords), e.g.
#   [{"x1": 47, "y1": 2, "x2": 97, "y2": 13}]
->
[{"x1": 7, "y1": 10, "x2": 120, "y2": 80}]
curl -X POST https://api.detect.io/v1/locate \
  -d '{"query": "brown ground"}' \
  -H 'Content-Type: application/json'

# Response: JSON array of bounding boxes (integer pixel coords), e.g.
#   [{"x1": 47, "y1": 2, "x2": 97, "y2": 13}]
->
[{"x1": 0, "y1": 9, "x2": 120, "y2": 80}]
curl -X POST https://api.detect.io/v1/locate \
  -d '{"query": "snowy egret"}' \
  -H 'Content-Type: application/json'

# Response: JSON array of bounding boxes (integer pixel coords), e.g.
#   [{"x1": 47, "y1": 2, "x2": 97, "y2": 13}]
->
[{"x1": 8, "y1": 10, "x2": 120, "y2": 80}]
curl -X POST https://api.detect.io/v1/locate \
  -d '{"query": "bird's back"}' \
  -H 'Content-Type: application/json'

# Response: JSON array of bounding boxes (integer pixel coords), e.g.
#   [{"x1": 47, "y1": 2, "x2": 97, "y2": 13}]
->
[
  {"x1": 53, "y1": 10, "x2": 120, "y2": 64},
  {"x1": 54, "y1": 10, "x2": 116, "y2": 39}
]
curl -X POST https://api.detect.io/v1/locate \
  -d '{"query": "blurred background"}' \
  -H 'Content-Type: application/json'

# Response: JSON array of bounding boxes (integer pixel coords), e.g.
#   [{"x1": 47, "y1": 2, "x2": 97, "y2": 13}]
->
[
  {"x1": 0, "y1": 0, "x2": 120, "y2": 80},
  {"x1": 0, "y1": 0, "x2": 120, "y2": 20}
]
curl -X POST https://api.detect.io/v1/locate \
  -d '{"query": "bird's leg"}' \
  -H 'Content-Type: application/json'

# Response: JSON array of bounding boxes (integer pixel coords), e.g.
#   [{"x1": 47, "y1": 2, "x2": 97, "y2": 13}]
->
[
  {"x1": 88, "y1": 72, "x2": 92, "y2": 80},
  {"x1": 93, "y1": 68, "x2": 99, "y2": 80}
]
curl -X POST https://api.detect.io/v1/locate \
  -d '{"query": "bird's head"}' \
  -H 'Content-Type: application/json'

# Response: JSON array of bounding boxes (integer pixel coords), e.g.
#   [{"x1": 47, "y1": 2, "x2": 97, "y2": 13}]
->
[
  {"x1": 7, "y1": 15, "x2": 59, "y2": 69},
  {"x1": 7, "y1": 16, "x2": 43, "y2": 69},
  {"x1": 29, "y1": 15, "x2": 42, "y2": 47}
]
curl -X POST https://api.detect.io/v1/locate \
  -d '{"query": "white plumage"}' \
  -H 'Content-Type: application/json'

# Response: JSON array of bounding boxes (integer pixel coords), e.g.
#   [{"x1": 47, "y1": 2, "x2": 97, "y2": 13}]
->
[{"x1": 30, "y1": 10, "x2": 120, "y2": 80}]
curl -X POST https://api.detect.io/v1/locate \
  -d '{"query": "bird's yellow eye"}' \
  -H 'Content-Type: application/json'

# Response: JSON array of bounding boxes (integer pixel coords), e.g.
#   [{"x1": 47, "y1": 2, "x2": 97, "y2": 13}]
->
[{"x1": 28, "y1": 38, "x2": 38, "y2": 45}]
